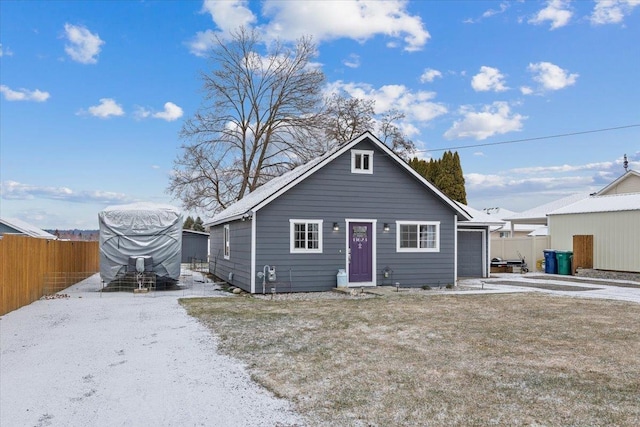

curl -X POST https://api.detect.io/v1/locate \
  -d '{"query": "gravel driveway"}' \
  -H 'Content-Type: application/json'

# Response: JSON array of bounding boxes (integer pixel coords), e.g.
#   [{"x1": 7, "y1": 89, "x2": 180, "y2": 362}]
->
[{"x1": 0, "y1": 273, "x2": 305, "y2": 427}]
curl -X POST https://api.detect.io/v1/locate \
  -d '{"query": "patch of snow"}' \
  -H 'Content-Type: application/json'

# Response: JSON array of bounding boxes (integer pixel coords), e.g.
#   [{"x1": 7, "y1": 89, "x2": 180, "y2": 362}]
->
[{"x1": 0, "y1": 273, "x2": 305, "y2": 427}]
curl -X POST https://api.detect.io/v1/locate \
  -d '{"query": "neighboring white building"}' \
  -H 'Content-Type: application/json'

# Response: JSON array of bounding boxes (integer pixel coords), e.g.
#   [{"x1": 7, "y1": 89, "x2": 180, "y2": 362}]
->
[
  {"x1": 482, "y1": 207, "x2": 544, "y2": 238},
  {"x1": 548, "y1": 170, "x2": 640, "y2": 273},
  {"x1": 0, "y1": 217, "x2": 57, "y2": 239}
]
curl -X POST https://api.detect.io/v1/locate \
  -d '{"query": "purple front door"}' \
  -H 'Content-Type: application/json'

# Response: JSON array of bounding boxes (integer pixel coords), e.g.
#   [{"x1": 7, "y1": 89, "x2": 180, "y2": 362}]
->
[{"x1": 349, "y1": 222, "x2": 372, "y2": 283}]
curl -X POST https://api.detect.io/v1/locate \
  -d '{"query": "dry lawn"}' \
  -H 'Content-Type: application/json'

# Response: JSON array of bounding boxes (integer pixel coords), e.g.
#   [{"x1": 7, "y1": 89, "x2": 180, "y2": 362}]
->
[{"x1": 181, "y1": 292, "x2": 640, "y2": 426}]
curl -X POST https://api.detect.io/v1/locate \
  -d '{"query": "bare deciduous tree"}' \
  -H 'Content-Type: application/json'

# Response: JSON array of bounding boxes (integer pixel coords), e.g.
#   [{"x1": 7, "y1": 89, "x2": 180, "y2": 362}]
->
[
  {"x1": 321, "y1": 94, "x2": 415, "y2": 159},
  {"x1": 168, "y1": 27, "x2": 325, "y2": 213}
]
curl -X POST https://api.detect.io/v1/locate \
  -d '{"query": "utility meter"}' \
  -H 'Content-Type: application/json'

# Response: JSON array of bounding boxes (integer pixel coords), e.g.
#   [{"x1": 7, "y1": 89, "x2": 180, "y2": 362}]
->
[{"x1": 267, "y1": 266, "x2": 277, "y2": 282}]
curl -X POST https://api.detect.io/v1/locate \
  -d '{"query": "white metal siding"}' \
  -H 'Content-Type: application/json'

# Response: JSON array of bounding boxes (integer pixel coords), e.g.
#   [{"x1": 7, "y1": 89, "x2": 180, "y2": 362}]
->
[
  {"x1": 600, "y1": 175, "x2": 640, "y2": 195},
  {"x1": 549, "y1": 211, "x2": 640, "y2": 272}
]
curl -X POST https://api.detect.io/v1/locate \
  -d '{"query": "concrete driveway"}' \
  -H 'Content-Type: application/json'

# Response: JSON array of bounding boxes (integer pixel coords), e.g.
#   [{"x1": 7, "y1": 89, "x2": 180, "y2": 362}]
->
[{"x1": 459, "y1": 273, "x2": 640, "y2": 304}]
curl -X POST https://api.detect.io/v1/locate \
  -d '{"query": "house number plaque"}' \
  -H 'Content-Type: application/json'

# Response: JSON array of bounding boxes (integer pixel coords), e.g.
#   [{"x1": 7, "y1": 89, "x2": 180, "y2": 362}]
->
[{"x1": 352, "y1": 226, "x2": 368, "y2": 249}]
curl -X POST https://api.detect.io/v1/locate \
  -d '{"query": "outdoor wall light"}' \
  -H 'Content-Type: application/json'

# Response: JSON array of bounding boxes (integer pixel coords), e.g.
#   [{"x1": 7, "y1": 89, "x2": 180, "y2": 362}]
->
[
  {"x1": 333, "y1": 222, "x2": 340, "y2": 231},
  {"x1": 383, "y1": 223, "x2": 390, "y2": 232}
]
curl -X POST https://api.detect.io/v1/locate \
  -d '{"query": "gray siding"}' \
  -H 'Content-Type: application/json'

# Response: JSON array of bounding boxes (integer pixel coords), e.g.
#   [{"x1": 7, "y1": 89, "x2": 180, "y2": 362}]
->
[
  {"x1": 209, "y1": 220, "x2": 252, "y2": 291},
  {"x1": 457, "y1": 229, "x2": 484, "y2": 277},
  {"x1": 254, "y1": 138, "x2": 458, "y2": 292},
  {"x1": 181, "y1": 232, "x2": 208, "y2": 263},
  {"x1": 0, "y1": 224, "x2": 21, "y2": 235}
]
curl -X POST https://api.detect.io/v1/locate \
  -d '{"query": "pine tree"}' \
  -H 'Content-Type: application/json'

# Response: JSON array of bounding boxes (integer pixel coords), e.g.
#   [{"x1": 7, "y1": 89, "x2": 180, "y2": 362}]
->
[
  {"x1": 408, "y1": 151, "x2": 467, "y2": 204},
  {"x1": 183, "y1": 216, "x2": 195, "y2": 230},
  {"x1": 193, "y1": 216, "x2": 205, "y2": 232},
  {"x1": 451, "y1": 152, "x2": 467, "y2": 204}
]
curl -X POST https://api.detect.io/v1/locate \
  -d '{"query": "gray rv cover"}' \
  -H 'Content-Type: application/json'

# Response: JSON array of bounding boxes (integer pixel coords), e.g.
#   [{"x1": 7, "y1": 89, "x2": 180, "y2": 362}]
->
[{"x1": 99, "y1": 203, "x2": 183, "y2": 284}]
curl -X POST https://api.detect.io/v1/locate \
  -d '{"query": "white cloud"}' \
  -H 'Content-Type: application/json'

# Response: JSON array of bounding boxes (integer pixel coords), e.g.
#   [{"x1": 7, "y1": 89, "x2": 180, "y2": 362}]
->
[
  {"x1": 528, "y1": 61, "x2": 578, "y2": 91},
  {"x1": 264, "y1": 1, "x2": 430, "y2": 51},
  {"x1": 202, "y1": 0, "x2": 257, "y2": 34},
  {"x1": 187, "y1": 1, "x2": 257, "y2": 56},
  {"x1": 135, "y1": 102, "x2": 184, "y2": 122},
  {"x1": 591, "y1": 0, "x2": 640, "y2": 25},
  {"x1": 152, "y1": 102, "x2": 184, "y2": 122},
  {"x1": 0, "y1": 85, "x2": 50, "y2": 102},
  {"x1": 510, "y1": 161, "x2": 614, "y2": 174},
  {"x1": 471, "y1": 66, "x2": 508, "y2": 92},
  {"x1": 327, "y1": 80, "x2": 447, "y2": 127},
  {"x1": 343, "y1": 53, "x2": 361, "y2": 68},
  {"x1": 80, "y1": 98, "x2": 124, "y2": 118},
  {"x1": 187, "y1": 30, "x2": 217, "y2": 57},
  {"x1": 528, "y1": 0, "x2": 573, "y2": 30},
  {"x1": 420, "y1": 68, "x2": 442, "y2": 83},
  {"x1": 444, "y1": 101, "x2": 526, "y2": 140},
  {"x1": 63, "y1": 23, "x2": 105, "y2": 64},
  {"x1": 520, "y1": 86, "x2": 534, "y2": 95},
  {"x1": 464, "y1": 1, "x2": 510, "y2": 24},
  {"x1": 465, "y1": 173, "x2": 507, "y2": 189},
  {"x1": 1, "y1": 180, "x2": 131, "y2": 204},
  {"x1": 0, "y1": 43, "x2": 14, "y2": 57}
]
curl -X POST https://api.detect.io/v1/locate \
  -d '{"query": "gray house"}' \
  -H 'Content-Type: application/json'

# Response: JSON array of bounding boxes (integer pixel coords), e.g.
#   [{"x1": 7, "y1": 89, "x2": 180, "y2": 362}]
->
[
  {"x1": 206, "y1": 132, "x2": 473, "y2": 293},
  {"x1": 181, "y1": 229, "x2": 209, "y2": 263}
]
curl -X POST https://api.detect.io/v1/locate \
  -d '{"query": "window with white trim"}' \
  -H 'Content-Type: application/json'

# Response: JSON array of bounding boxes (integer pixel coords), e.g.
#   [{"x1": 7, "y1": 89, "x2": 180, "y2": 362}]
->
[
  {"x1": 223, "y1": 224, "x2": 230, "y2": 259},
  {"x1": 290, "y1": 219, "x2": 323, "y2": 253},
  {"x1": 351, "y1": 149, "x2": 373, "y2": 174},
  {"x1": 396, "y1": 221, "x2": 440, "y2": 252}
]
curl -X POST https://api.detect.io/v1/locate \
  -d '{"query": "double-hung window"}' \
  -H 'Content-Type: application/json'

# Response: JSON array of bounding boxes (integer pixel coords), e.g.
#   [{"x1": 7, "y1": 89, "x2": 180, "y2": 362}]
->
[
  {"x1": 290, "y1": 219, "x2": 323, "y2": 253},
  {"x1": 396, "y1": 221, "x2": 440, "y2": 252},
  {"x1": 223, "y1": 224, "x2": 230, "y2": 259},
  {"x1": 351, "y1": 150, "x2": 373, "y2": 174}
]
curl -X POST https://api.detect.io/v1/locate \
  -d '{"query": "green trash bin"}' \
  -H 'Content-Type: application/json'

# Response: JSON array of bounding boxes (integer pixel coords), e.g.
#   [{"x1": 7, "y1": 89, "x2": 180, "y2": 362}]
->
[{"x1": 556, "y1": 250, "x2": 573, "y2": 275}]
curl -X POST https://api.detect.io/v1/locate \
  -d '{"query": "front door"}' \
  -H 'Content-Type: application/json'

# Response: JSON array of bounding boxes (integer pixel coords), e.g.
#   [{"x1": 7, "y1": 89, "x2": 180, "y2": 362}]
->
[{"x1": 349, "y1": 222, "x2": 373, "y2": 283}]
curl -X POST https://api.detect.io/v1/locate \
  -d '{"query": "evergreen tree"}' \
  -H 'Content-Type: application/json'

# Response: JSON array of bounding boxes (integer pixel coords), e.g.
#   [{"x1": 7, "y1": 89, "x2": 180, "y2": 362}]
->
[
  {"x1": 183, "y1": 216, "x2": 194, "y2": 230},
  {"x1": 451, "y1": 152, "x2": 467, "y2": 204},
  {"x1": 193, "y1": 216, "x2": 205, "y2": 232},
  {"x1": 408, "y1": 151, "x2": 467, "y2": 204}
]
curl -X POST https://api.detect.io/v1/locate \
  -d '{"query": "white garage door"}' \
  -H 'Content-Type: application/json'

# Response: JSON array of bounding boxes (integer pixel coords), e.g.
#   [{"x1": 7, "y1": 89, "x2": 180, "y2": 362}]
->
[{"x1": 458, "y1": 230, "x2": 484, "y2": 277}]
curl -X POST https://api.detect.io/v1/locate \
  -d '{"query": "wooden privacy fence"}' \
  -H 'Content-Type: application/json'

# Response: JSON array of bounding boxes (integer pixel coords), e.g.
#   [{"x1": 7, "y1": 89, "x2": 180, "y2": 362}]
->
[{"x1": 0, "y1": 235, "x2": 99, "y2": 316}]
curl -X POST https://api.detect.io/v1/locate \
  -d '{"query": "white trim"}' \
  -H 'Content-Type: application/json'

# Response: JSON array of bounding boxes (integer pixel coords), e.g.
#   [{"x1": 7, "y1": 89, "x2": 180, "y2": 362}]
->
[
  {"x1": 457, "y1": 227, "x2": 488, "y2": 279},
  {"x1": 351, "y1": 149, "x2": 374, "y2": 174},
  {"x1": 454, "y1": 215, "x2": 458, "y2": 283},
  {"x1": 250, "y1": 211, "x2": 256, "y2": 294},
  {"x1": 345, "y1": 219, "x2": 377, "y2": 287},
  {"x1": 223, "y1": 224, "x2": 230, "y2": 260},
  {"x1": 289, "y1": 219, "x2": 323, "y2": 254},
  {"x1": 396, "y1": 220, "x2": 440, "y2": 252}
]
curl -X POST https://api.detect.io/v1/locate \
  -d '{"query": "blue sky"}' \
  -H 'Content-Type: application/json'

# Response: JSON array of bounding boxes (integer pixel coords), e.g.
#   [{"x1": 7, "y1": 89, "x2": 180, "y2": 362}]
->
[{"x1": 1, "y1": 0, "x2": 639, "y2": 229}]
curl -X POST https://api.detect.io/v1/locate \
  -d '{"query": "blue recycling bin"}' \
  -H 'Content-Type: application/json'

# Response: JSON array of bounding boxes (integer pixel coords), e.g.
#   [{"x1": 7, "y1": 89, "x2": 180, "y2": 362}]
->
[{"x1": 543, "y1": 250, "x2": 557, "y2": 274}]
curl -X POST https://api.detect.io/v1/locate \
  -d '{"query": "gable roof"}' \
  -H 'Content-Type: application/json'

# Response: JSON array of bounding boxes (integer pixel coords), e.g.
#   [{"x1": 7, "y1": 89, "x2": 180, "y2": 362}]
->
[
  {"x1": 0, "y1": 217, "x2": 57, "y2": 239},
  {"x1": 481, "y1": 207, "x2": 518, "y2": 220},
  {"x1": 504, "y1": 192, "x2": 590, "y2": 224},
  {"x1": 455, "y1": 203, "x2": 505, "y2": 227},
  {"x1": 548, "y1": 192, "x2": 640, "y2": 215},
  {"x1": 596, "y1": 169, "x2": 640, "y2": 196},
  {"x1": 207, "y1": 131, "x2": 472, "y2": 226}
]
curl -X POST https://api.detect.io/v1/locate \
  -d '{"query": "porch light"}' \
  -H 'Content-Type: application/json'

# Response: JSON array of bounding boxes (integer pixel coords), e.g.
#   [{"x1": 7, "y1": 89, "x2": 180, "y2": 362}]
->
[
  {"x1": 333, "y1": 222, "x2": 339, "y2": 231},
  {"x1": 383, "y1": 223, "x2": 390, "y2": 232}
]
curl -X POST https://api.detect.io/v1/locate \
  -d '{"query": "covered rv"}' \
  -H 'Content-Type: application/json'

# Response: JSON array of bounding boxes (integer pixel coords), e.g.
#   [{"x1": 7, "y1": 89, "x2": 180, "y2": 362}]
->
[{"x1": 99, "y1": 203, "x2": 183, "y2": 287}]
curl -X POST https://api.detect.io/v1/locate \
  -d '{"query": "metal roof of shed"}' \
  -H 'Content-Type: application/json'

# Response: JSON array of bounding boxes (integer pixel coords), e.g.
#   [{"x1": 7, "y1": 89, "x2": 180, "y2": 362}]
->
[
  {"x1": 0, "y1": 217, "x2": 57, "y2": 239},
  {"x1": 548, "y1": 192, "x2": 640, "y2": 215}
]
